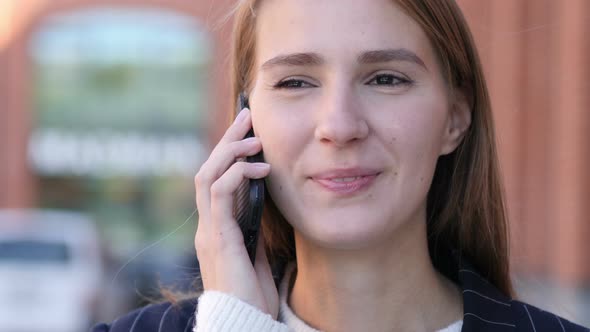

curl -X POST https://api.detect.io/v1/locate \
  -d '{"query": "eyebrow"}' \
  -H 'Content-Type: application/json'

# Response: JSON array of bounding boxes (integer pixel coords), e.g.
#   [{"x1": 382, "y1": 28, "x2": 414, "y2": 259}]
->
[
  {"x1": 357, "y1": 49, "x2": 427, "y2": 69},
  {"x1": 261, "y1": 52, "x2": 324, "y2": 71},
  {"x1": 260, "y1": 48, "x2": 427, "y2": 71}
]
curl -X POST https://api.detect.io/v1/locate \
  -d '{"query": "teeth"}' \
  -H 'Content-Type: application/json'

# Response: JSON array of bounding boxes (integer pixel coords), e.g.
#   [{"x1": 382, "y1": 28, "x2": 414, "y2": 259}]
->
[{"x1": 331, "y1": 177, "x2": 360, "y2": 182}]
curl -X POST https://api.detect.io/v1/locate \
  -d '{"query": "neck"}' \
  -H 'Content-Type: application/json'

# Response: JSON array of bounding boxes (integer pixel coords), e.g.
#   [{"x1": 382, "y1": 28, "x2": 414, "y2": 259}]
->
[{"x1": 288, "y1": 216, "x2": 462, "y2": 332}]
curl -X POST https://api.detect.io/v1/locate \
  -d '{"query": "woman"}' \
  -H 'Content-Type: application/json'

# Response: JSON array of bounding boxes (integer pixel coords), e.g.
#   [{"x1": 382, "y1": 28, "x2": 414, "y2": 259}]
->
[{"x1": 93, "y1": 0, "x2": 588, "y2": 331}]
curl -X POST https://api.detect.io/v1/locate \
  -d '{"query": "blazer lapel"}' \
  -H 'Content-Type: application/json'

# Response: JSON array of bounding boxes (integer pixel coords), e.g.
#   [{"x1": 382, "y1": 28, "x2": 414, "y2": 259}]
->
[{"x1": 458, "y1": 258, "x2": 517, "y2": 331}]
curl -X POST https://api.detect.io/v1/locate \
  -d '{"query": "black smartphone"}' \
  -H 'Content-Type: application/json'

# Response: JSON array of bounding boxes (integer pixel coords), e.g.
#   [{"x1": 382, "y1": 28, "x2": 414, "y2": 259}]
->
[{"x1": 233, "y1": 93, "x2": 265, "y2": 264}]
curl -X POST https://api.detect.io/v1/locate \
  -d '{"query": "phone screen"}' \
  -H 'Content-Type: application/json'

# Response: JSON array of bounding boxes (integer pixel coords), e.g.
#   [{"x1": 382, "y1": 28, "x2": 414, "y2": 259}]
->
[{"x1": 233, "y1": 93, "x2": 265, "y2": 264}]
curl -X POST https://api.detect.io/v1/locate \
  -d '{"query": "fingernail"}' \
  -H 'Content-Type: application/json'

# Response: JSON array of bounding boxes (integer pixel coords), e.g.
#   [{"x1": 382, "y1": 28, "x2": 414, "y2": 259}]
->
[
  {"x1": 254, "y1": 163, "x2": 270, "y2": 170},
  {"x1": 234, "y1": 108, "x2": 250, "y2": 123},
  {"x1": 243, "y1": 136, "x2": 258, "y2": 144}
]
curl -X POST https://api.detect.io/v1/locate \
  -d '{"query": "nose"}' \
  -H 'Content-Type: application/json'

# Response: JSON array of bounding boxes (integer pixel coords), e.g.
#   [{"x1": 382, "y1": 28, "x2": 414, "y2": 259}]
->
[{"x1": 314, "y1": 88, "x2": 369, "y2": 147}]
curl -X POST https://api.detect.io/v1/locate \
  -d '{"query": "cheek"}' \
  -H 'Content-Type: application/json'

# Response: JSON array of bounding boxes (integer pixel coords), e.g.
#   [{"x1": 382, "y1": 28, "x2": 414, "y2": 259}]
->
[
  {"x1": 251, "y1": 104, "x2": 309, "y2": 191},
  {"x1": 389, "y1": 94, "x2": 449, "y2": 155},
  {"x1": 250, "y1": 93, "x2": 316, "y2": 161},
  {"x1": 378, "y1": 95, "x2": 449, "y2": 191},
  {"x1": 253, "y1": 111, "x2": 306, "y2": 162},
  {"x1": 250, "y1": 100, "x2": 317, "y2": 222},
  {"x1": 254, "y1": 115, "x2": 305, "y2": 225}
]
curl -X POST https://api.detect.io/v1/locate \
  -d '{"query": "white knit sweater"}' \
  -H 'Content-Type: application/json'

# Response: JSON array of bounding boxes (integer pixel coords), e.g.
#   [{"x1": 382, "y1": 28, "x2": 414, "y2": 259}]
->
[{"x1": 194, "y1": 263, "x2": 463, "y2": 332}]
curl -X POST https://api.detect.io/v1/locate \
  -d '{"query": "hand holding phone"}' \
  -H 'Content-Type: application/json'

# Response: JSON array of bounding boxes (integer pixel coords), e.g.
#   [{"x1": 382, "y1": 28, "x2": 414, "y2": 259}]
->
[{"x1": 193, "y1": 92, "x2": 278, "y2": 317}]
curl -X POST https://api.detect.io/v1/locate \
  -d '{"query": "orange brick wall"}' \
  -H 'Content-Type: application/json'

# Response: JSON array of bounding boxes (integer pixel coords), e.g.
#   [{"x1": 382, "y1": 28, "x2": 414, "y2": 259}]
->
[{"x1": 458, "y1": 0, "x2": 590, "y2": 284}]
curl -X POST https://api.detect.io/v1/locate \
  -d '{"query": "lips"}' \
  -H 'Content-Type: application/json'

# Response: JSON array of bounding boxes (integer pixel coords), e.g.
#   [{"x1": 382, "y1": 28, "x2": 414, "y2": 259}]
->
[{"x1": 310, "y1": 168, "x2": 381, "y2": 195}]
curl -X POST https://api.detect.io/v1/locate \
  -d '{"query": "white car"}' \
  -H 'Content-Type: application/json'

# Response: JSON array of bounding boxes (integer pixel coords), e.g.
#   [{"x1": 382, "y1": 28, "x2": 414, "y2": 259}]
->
[{"x1": 0, "y1": 209, "x2": 104, "y2": 332}]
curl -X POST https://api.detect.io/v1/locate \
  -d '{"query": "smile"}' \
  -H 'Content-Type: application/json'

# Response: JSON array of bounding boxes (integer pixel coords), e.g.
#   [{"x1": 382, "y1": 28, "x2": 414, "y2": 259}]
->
[{"x1": 310, "y1": 169, "x2": 381, "y2": 195}]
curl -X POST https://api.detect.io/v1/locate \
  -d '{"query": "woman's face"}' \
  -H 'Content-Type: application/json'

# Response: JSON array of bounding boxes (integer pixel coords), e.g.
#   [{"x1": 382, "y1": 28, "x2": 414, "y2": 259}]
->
[{"x1": 248, "y1": 0, "x2": 469, "y2": 249}]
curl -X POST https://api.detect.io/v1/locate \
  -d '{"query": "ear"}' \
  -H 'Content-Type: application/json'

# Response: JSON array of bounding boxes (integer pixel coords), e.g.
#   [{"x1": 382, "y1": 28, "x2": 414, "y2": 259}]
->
[{"x1": 440, "y1": 89, "x2": 472, "y2": 156}]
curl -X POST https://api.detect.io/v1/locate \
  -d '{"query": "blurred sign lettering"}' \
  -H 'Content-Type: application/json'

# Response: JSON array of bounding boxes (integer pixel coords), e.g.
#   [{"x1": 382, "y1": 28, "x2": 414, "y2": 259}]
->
[{"x1": 29, "y1": 129, "x2": 204, "y2": 177}]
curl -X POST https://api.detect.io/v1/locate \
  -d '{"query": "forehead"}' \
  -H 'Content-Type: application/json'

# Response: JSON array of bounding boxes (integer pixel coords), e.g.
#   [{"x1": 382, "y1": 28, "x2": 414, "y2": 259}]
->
[{"x1": 254, "y1": 0, "x2": 434, "y2": 67}]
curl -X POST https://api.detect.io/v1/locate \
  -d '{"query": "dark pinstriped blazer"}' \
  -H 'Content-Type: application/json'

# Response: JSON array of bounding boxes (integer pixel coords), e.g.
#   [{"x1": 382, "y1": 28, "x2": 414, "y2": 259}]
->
[{"x1": 92, "y1": 257, "x2": 589, "y2": 332}]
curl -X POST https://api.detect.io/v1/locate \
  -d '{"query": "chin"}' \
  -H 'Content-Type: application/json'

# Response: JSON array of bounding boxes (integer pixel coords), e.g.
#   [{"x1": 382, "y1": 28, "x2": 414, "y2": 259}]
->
[{"x1": 297, "y1": 211, "x2": 403, "y2": 250}]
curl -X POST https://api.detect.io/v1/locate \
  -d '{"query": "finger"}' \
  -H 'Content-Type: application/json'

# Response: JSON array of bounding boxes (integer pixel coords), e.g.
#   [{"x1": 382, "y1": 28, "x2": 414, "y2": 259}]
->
[
  {"x1": 209, "y1": 161, "x2": 270, "y2": 225},
  {"x1": 204, "y1": 136, "x2": 262, "y2": 187},
  {"x1": 218, "y1": 108, "x2": 253, "y2": 145},
  {"x1": 195, "y1": 136, "x2": 262, "y2": 220}
]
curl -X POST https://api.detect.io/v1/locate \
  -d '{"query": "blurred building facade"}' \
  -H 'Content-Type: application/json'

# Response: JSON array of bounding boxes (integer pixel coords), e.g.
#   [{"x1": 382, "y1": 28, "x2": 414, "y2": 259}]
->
[
  {"x1": 457, "y1": 0, "x2": 590, "y2": 286},
  {"x1": 0, "y1": 0, "x2": 588, "y2": 312}
]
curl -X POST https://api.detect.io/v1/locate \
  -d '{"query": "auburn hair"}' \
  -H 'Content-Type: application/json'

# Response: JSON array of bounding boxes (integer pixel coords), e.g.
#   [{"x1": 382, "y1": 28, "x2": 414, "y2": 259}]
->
[{"x1": 227, "y1": 0, "x2": 513, "y2": 296}]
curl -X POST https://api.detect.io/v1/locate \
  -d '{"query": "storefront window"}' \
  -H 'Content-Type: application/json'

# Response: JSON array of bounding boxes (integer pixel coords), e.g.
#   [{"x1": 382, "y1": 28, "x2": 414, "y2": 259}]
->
[{"x1": 28, "y1": 7, "x2": 208, "y2": 272}]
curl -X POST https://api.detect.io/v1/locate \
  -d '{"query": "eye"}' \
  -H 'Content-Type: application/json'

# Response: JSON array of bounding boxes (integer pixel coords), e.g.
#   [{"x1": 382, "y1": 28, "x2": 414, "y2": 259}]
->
[
  {"x1": 367, "y1": 74, "x2": 412, "y2": 86},
  {"x1": 274, "y1": 79, "x2": 315, "y2": 89}
]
